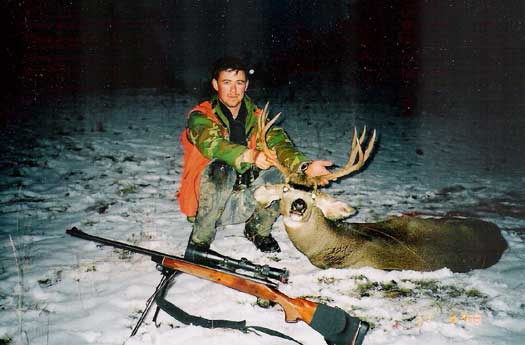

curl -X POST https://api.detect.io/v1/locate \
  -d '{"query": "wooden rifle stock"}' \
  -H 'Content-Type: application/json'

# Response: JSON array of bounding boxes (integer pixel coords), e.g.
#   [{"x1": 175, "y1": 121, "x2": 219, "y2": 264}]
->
[{"x1": 161, "y1": 257, "x2": 318, "y2": 323}]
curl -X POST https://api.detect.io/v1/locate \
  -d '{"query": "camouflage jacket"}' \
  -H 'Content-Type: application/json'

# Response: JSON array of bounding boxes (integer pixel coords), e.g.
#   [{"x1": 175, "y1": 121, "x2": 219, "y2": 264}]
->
[{"x1": 186, "y1": 94, "x2": 309, "y2": 174}]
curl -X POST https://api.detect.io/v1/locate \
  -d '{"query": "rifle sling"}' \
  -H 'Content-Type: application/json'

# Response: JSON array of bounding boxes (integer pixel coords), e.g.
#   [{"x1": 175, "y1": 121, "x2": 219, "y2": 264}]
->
[{"x1": 154, "y1": 277, "x2": 302, "y2": 344}]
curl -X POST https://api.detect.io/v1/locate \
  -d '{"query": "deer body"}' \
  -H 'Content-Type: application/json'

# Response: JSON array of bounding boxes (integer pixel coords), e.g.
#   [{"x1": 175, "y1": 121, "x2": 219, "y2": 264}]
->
[
  {"x1": 255, "y1": 185, "x2": 508, "y2": 272},
  {"x1": 255, "y1": 105, "x2": 507, "y2": 272},
  {"x1": 293, "y1": 215, "x2": 507, "y2": 272}
]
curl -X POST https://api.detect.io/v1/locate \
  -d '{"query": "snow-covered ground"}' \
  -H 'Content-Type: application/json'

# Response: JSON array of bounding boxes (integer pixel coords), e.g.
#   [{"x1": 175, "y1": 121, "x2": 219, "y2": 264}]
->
[{"x1": 1, "y1": 87, "x2": 524, "y2": 345}]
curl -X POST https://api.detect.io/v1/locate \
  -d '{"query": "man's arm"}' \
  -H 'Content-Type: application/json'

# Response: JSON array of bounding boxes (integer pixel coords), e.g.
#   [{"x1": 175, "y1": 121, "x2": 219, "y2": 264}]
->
[
  {"x1": 189, "y1": 110, "x2": 329, "y2": 178},
  {"x1": 187, "y1": 112, "x2": 251, "y2": 173},
  {"x1": 264, "y1": 126, "x2": 310, "y2": 172}
]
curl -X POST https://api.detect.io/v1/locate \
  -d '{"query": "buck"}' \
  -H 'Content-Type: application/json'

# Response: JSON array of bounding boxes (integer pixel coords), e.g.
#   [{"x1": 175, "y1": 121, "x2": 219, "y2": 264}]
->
[{"x1": 253, "y1": 105, "x2": 508, "y2": 273}]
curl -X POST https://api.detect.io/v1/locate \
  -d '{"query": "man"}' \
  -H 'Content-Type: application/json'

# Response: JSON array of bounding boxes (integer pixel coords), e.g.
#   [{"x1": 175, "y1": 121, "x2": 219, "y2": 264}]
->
[{"x1": 178, "y1": 56, "x2": 331, "y2": 254}]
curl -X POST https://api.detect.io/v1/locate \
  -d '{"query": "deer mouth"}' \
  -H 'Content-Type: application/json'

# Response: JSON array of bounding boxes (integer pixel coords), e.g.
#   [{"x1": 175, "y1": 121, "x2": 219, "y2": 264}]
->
[{"x1": 290, "y1": 198, "x2": 307, "y2": 218}]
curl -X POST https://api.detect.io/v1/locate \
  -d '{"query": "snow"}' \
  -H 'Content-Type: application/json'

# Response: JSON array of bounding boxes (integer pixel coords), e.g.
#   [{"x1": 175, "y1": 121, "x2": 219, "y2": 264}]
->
[{"x1": 1, "y1": 87, "x2": 524, "y2": 344}]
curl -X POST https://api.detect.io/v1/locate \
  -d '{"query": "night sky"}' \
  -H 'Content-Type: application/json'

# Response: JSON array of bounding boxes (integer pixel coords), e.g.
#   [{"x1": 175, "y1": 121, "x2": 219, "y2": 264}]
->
[{"x1": 3, "y1": 0, "x2": 524, "y2": 118}]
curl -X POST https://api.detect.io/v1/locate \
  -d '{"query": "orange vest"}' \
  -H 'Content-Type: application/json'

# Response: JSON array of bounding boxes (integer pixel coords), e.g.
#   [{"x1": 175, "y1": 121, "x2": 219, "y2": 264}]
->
[{"x1": 177, "y1": 101, "x2": 259, "y2": 217}]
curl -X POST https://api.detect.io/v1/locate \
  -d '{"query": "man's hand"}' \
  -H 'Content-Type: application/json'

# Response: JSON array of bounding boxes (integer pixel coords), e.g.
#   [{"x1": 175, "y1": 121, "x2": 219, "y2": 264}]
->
[
  {"x1": 304, "y1": 160, "x2": 333, "y2": 186},
  {"x1": 254, "y1": 150, "x2": 277, "y2": 170},
  {"x1": 242, "y1": 149, "x2": 277, "y2": 170}
]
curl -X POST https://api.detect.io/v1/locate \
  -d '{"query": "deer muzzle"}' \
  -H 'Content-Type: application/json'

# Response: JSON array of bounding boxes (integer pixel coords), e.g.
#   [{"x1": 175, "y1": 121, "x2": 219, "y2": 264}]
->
[{"x1": 290, "y1": 198, "x2": 307, "y2": 215}]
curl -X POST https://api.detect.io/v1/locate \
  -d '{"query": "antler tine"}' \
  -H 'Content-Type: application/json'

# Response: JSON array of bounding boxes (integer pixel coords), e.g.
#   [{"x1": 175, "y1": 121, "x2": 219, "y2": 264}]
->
[
  {"x1": 359, "y1": 126, "x2": 367, "y2": 144},
  {"x1": 321, "y1": 127, "x2": 376, "y2": 182},
  {"x1": 347, "y1": 127, "x2": 364, "y2": 171},
  {"x1": 265, "y1": 112, "x2": 282, "y2": 130},
  {"x1": 261, "y1": 102, "x2": 270, "y2": 119},
  {"x1": 355, "y1": 126, "x2": 377, "y2": 162},
  {"x1": 363, "y1": 129, "x2": 376, "y2": 161},
  {"x1": 257, "y1": 102, "x2": 292, "y2": 181}
]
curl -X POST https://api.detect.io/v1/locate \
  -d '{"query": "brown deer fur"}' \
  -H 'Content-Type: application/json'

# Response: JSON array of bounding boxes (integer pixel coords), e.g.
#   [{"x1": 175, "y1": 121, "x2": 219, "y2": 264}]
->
[{"x1": 255, "y1": 184, "x2": 507, "y2": 272}]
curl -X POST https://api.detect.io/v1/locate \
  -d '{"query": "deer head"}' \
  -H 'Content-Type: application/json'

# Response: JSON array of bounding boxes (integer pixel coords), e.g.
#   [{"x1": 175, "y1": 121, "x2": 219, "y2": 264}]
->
[
  {"x1": 254, "y1": 184, "x2": 357, "y2": 225},
  {"x1": 255, "y1": 103, "x2": 376, "y2": 224}
]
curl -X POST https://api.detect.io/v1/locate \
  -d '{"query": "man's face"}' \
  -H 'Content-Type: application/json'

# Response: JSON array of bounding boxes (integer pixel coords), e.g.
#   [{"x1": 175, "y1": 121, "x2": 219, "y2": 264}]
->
[{"x1": 212, "y1": 69, "x2": 249, "y2": 111}]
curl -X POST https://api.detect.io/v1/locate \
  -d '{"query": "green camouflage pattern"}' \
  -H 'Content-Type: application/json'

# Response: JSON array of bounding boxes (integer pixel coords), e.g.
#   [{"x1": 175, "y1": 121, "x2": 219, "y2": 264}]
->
[{"x1": 187, "y1": 95, "x2": 309, "y2": 173}]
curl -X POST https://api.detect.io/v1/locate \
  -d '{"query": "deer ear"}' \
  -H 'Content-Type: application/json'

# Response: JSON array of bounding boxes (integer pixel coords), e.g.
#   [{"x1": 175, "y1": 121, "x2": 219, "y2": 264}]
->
[
  {"x1": 315, "y1": 193, "x2": 356, "y2": 220},
  {"x1": 254, "y1": 184, "x2": 284, "y2": 207}
]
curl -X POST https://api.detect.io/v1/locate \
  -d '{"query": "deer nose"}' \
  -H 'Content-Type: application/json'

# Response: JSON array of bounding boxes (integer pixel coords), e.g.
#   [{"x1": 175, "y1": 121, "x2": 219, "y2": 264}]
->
[{"x1": 291, "y1": 198, "x2": 307, "y2": 215}]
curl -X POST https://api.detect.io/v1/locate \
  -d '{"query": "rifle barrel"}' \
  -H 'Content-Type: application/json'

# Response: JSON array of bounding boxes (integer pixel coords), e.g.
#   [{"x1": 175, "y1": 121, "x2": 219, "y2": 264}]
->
[
  {"x1": 66, "y1": 227, "x2": 283, "y2": 287},
  {"x1": 67, "y1": 227, "x2": 172, "y2": 264}
]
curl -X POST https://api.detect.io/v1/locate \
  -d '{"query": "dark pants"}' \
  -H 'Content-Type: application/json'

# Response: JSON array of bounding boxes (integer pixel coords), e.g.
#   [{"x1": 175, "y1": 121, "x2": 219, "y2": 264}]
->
[{"x1": 190, "y1": 160, "x2": 282, "y2": 246}]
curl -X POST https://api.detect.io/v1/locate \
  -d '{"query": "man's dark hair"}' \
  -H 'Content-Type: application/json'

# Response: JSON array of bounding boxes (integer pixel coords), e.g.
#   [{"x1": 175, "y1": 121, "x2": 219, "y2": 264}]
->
[{"x1": 211, "y1": 56, "x2": 248, "y2": 81}]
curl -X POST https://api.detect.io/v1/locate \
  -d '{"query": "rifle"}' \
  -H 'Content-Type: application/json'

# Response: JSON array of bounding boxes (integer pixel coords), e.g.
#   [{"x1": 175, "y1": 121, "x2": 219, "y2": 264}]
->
[{"x1": 66, "y1": 227, "x2": 369, "y2": 345}]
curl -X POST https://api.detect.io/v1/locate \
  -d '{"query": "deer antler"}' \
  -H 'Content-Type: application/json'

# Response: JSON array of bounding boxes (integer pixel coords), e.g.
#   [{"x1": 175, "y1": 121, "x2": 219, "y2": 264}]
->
[
  {"x1": 257, "y1": 103, "x2": 294, "y2": 181},
  {"x1": 320, "y1": 127, "x2": 376, "y2": 182},
  {"x1": 257, "y1": 102, "x2": 376, "y2": 187}
]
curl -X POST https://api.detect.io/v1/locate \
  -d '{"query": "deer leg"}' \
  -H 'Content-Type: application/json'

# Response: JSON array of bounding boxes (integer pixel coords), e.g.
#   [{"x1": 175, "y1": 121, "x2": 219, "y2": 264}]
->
[{"x1": 189, "y1": 160, "x2": 236, "y2": 248}]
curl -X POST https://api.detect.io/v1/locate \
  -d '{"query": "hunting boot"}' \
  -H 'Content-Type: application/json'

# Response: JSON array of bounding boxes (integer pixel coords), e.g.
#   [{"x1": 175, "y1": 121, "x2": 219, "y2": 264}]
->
[
  {"x1": 244, "y1": 201, "x2": 281, "y2": 253},
  {"x1": 185, "y1": 160, "x2": 236, "y2": 259}
]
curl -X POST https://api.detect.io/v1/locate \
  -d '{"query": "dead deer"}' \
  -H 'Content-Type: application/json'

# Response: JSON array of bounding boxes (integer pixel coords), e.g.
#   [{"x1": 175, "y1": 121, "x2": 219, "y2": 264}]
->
[{"x1": 254, "y1": 104, "x2": 507, "y2": 272}]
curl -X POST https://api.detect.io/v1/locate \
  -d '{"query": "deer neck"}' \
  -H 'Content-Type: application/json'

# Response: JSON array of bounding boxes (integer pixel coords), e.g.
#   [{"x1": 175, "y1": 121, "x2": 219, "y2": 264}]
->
[{"x1": 283, "y1": 207, "x2": 335, "y2": 257}]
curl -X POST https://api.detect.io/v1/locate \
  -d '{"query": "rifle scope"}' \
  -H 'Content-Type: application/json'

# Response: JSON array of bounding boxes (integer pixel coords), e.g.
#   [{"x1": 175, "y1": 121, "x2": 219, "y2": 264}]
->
[{"x1": 185, "y1": 247, "x2": 289, "y2": 284}]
